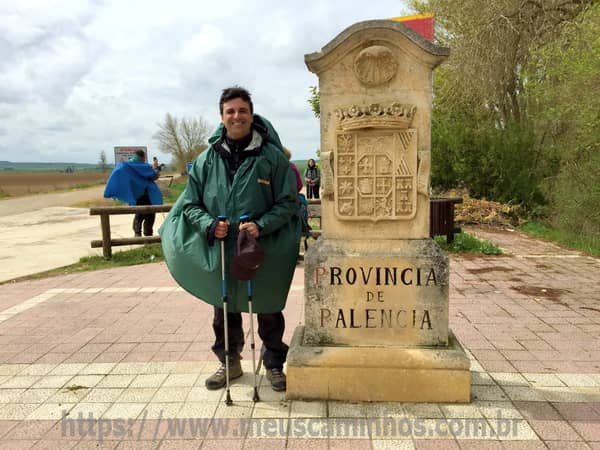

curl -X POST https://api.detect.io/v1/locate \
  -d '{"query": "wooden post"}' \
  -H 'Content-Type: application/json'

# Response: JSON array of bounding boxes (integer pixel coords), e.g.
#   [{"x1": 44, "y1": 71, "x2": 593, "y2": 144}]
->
[
  {"x1": 447, "y1": 202, "x2": 456, "y2": 244},
  {"x1": 100, "y1": 214, "x2": 112, "y2": 259},
  {"x1": 90, "y1": 205, "x2": 173, "y2": 259}
]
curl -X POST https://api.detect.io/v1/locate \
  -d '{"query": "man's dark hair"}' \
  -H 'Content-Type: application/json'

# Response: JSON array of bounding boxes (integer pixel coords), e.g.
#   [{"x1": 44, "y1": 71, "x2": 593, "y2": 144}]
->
[
  {"x1": 219, "y1": 86, "x2": 253, "y2": 115},
  {"x1": 135, "y1": 150, "x2": 146, "y2": 159}
]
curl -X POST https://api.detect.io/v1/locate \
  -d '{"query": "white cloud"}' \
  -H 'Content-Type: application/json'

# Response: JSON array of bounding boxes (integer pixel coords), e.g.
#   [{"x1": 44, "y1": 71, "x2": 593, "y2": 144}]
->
[
  {"x1": 0, "y1": 0, "x2": 411, "y2": 163},
  {"x1": 0, "y1": 13, "x2": 46, "y2": 47},
  {"x1": 179, "y1": 24, "x2": 226, "y2": 62}
]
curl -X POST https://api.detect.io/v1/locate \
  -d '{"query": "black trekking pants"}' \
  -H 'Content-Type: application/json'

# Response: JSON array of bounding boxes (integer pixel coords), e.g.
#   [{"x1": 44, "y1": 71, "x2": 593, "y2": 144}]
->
[
  {"x1": 307, "y1": 183, "x2": 320, "y2": 199},
  {"x1": 133, "y1": 192, "x2": 156, "y2": 236},
  {"x1": 211, "y1": 306, "x2": 289, "y2": 370}
]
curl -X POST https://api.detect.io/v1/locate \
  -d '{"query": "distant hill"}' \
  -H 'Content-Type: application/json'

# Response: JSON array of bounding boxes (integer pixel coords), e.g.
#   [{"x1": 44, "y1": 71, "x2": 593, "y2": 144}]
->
[
  {"x1": 0, "y1": 161, "x2": 112, "y2": 172},
  {"x1": 0, "y1": 159, "x2": 313, "y2": 173}
]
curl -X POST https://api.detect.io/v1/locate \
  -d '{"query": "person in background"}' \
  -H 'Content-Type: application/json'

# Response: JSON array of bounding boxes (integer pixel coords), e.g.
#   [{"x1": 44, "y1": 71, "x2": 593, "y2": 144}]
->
[
  {"x1": 284, "y1": 147, "x2": 312, "y2": 249},
  {"x1": 283, "y1": 147, "x2": 303, "y2": 193},
  {"x1": 103, "y1": 149, "x2": 162, "y2": 237},
  {"x1": 152, "y1": 156, "x2": 162, "y2": 173},
  {"x1": 132, "y1": 151, "x2": 160, "y2": 236},
  {"x1": 304, "y1": 158, "x2": 320, "y2": 199}
]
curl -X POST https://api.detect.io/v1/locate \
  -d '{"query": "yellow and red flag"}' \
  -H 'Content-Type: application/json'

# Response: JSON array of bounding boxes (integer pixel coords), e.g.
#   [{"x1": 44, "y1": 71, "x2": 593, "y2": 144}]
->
[{"x1": 390, "y1": 13, "x2": 434, "y2": 42}]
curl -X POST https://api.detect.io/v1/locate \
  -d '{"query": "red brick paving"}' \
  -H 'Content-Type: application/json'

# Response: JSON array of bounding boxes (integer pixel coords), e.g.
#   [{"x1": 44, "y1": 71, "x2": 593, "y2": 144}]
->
[{"x1": 0, "y1": 226, "x2": 596, "y2": 448}]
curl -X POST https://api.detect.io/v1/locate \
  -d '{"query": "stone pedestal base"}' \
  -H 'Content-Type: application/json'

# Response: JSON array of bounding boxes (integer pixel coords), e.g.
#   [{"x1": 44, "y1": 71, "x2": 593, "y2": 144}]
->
[{"x1": 286, "y1": 326, "x2": 471, "y2": 402}]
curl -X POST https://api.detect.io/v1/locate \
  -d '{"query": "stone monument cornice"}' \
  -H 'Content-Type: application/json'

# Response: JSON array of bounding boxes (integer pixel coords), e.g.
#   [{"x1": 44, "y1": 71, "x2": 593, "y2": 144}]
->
[{"x1": 305, "y1": 19, "x2": 450, "y2": 74}]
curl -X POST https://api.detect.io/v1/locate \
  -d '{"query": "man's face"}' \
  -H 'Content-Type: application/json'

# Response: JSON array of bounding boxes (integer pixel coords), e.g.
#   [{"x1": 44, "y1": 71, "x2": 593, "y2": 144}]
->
[{"x1": 221, "y1": 97, "x2": 253, "y2": 140}]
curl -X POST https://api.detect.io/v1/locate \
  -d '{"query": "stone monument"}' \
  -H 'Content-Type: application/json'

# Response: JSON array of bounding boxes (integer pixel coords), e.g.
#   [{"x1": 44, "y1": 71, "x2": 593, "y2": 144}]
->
[{"x1": 286, "y1": 20, "x2": 471, "y2": 402}]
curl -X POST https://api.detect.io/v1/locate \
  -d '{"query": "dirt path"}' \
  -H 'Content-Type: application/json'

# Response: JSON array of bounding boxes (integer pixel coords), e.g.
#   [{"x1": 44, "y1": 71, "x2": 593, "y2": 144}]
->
[
  {"x1": 0, "y1": 185, "x2": 106, "y2": 217},
  {"x1": 0, "y1": 185, "x2": 170, "y2": 283}
]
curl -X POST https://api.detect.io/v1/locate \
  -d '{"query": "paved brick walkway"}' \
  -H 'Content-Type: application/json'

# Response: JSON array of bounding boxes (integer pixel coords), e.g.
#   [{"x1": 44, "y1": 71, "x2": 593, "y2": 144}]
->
[{"x1": 0, "y1": 227, "x2": 598, "y2": 449}]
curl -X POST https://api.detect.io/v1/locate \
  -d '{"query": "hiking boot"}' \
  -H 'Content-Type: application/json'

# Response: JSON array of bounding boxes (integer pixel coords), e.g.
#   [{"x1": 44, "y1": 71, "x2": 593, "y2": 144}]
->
[
  {"x1": 134, "y1": 232, "x2": 142, "y2": 237},
  {"x1": 266, "y1": 367, "x2": 286, "y2": 392},
  {"x1": 205, "y1": 359, "x2": 243, "y2": 390}
]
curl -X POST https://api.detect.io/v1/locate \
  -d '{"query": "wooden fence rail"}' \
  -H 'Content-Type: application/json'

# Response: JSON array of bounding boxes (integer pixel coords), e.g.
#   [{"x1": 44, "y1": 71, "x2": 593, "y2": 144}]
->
[
  {"x1": 91, "y1": 197, "x2": 462, "y2": 259},
  {"x1": 89, "y1": 205, "x2": 172, "y2": 259}
]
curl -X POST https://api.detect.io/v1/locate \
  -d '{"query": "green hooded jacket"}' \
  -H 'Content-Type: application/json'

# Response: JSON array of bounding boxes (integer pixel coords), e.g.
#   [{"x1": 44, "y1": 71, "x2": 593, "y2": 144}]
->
[{"x1": 159, "y1": 115, "x2": 301, "y2": 313}]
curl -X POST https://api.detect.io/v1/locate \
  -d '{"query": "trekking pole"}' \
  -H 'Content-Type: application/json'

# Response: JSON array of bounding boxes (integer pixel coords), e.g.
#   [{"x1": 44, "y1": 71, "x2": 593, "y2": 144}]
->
[
  {"x1": 240, "y1": 214, "x2": 260, "y2": 402},
  {"x1": 218, "y1": 214, "x2": 233, "y2": 406}
]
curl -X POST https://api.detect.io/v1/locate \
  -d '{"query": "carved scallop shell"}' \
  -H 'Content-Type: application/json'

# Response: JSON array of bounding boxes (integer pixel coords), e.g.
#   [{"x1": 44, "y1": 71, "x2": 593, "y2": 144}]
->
[{"x1": 353, "y1": 45, "x2": 398, "y2": 86}]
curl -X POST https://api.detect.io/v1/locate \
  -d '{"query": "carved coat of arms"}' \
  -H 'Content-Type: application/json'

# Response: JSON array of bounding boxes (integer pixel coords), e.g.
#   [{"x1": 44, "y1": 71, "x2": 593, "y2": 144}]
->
[{"x1": 332, "y1": 103, "x2": 418, "y2": 222}]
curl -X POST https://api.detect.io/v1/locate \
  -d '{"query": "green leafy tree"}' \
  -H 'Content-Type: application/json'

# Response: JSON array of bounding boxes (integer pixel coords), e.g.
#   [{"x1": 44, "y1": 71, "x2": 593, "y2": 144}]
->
[
  {"x1": 527, "y1": 3, "x2": 600, "y2": 237},
  {"x1": 410, "y1": 0, "x2": 595, "y2": 212},
  {"x1": 411, "y1": 0, "x2": 592, "y2": 125},
  {"x1": 308, "y1": 86, "x2": 320, "y2": 118}
]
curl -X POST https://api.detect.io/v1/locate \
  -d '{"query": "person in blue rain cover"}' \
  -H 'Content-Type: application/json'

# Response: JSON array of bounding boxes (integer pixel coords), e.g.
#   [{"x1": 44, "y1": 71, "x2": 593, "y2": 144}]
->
[{"x1": 104, "y1": 149, "x2": 162, "y2": 236}]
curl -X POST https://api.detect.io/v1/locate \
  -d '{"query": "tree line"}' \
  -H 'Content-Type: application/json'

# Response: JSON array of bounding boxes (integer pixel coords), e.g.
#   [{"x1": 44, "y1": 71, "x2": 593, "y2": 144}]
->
[{"x1": 409, "y1": 0, "x2": 598, "y2": 241}]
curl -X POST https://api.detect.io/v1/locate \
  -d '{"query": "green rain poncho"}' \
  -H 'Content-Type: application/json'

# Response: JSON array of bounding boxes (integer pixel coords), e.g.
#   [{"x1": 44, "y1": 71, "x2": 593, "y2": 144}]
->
[{"x1": 159, "y1": 115, "x2": 301, "y2": 313}]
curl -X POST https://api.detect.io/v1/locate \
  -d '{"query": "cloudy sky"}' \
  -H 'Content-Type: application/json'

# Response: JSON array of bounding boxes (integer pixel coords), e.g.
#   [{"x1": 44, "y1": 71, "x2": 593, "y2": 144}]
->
[{"x1": 0, "y1": 0, "x2": 411, "y2": 163}]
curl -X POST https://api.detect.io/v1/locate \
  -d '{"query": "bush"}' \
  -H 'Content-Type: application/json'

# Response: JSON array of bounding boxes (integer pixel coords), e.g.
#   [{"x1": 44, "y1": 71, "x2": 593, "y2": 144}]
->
[
  {"x1": 431, "y1": 113, "x2": 547, "y2": 210},
  {"x1": 547, "y1": 142, "x2": 600, "y2": 240},
  {"x1": 434, "y1": 232, "x2": 502, "y2": 255}
]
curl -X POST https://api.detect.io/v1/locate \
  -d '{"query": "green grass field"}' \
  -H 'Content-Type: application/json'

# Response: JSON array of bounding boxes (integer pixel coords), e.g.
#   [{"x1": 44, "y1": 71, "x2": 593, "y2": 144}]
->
[
  {"x1": 0, "y1": 161, "x2": 108, "y2": 172},
  {"x1": 520, "y1": 221, "x2": 600, "y2": 257}
]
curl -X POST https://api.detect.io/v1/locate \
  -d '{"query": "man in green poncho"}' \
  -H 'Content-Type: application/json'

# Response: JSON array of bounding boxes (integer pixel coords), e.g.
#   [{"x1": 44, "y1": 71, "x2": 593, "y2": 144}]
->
[{"x1": 160, "y1": 86, "x2": 300, "y2": 392}]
